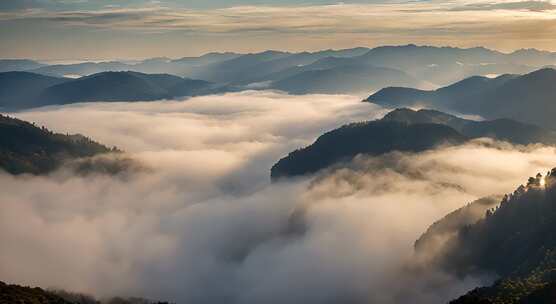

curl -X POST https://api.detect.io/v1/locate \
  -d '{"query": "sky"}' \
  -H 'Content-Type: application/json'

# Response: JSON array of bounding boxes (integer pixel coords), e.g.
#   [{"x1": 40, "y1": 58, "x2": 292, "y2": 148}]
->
[{"x1": 1, "y1": 0, "x2": 556, "y2": 60}]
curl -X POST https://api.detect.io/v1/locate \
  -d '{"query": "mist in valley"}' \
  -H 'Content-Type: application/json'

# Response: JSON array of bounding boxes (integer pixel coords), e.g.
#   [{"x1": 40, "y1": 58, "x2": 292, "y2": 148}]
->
[{"x1": 1, "y1": 91, "x2": 555, "y2": 303}]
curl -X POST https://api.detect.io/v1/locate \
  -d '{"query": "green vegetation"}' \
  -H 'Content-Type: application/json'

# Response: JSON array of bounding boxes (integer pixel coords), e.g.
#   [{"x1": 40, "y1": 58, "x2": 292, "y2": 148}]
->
[
  {"x1": 0, "y1": 281, "x2": 74, "y2": 304},
  {"x1": 0, "y1": 281, "x2": 173, "y2": 304},
  {"x1": 0, "y1": 114, "x2": 116, "y2": 175},
  {"x1": 433, "y1": 169, "x2": 556, "y2": 303},
  {"x1": 270, "y1": 120, "x2": 465, "y2": 179}
]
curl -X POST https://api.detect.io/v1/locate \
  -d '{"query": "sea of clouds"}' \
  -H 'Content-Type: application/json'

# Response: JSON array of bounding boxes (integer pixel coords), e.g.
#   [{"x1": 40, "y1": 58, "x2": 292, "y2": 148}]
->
[{"x1": 2, "y1": 91, "x2": 556, "y2": 304}]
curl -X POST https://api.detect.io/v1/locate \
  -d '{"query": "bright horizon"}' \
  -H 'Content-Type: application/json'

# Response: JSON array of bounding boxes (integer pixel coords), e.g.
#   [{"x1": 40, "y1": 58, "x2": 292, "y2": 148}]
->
[{"x1": 2, "y1": 0, "x2": 556, "y2": 60}]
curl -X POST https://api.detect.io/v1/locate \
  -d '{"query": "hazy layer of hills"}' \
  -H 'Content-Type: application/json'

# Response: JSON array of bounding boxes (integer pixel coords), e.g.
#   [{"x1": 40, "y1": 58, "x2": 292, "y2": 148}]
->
[
  {"x1": 0, "y1": 71, "x2": 216, "y2": 109},
  {"x1": 416, "y1": 170, "x2": 556, "y2": 303},
  {"x1": 5, "y1": 45, "x2": 556, "y2": 97},
  {"x1": 0, "y1": 59, "x2": 45, "y2": 73},
  {"x1": 382, "y1": 108, "x2": 556, "y2": 145},
  {"x1": 367, "y1": 68, "x2": 556, "y2": 130},
  {"x1": 272, "y1": 63, "x2": 428, "y2": 94},
  {"x1": 0, "y1": 114, "x2": 117, "y2": 174},
  {"x1": 271, "y1": 108, "x2": 556, "y2": 179}
]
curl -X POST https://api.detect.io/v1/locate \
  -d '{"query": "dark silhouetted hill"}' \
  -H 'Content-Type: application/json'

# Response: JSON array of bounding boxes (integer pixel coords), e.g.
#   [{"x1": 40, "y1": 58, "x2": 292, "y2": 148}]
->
[
  {"x1": 0, "y1": 71, "x2": 213, "y2": 109},
  {"x1": 382, "y1": 108, "x2": 556, "y2": 145},
  {"x1": 270, "y1": 121, "x2": 466, "y2": 180},
  {"x1": 0, "y1": 71, "x2": 69, "y2": 108},
  {"x1": 0, "y1": 281, "x2": 74, "y2": 304},
  {"x1": 37, "y1": 71, "x2": 212, "y2": 106},
  {"x1": 0, "y1": 114, "x2": 116, "y2": 175},
  {"x1": 420, "y1": 170, "x2": 556, "y2": 303},
  {"x1": 414, "y1": 196, "x2": 501, "y2": 258},
  {"x1": 367, "y1": 68, "x2": 556, "y2": 130},
  {"x1": 0, "y1": 281, "x2": 174, "y2": 304}
]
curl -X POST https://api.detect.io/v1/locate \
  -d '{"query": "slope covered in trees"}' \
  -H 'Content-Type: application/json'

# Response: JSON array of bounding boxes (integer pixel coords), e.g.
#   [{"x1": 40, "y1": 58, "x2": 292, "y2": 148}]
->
[
  {"x1": 272, "y1": 108, "x2": 556, "y2": 180},
  {"x1": 0, "y1": 114, "x2": 116, "y2": 175},
  {"x1": 419, "y1": 169, "x2": 556, "y2": 303},
  {"x1": 271, "y1": 121, "x2": 466, "y2": 179},
  {"x1": 0, "y1": 281, "x2": 173, "y2": 304},
  {"x1": 0, "y1": 281, "x2": 73, "y2": 304}
]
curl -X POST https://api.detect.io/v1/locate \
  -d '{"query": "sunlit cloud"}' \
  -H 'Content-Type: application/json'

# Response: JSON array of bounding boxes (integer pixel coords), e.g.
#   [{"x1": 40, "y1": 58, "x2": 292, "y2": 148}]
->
[
  {"x1": 2, "y1": 92, "x2": 556, "y2": 303},
  {"x1": 2, "y1": 1, "x2": 555, "y2": 35}
]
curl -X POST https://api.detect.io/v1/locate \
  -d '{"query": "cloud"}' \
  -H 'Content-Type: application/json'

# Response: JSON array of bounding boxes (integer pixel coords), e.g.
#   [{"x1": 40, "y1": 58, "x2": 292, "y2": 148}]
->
[
  {"x1": 2, "y1": 1, "x2": 555, "y2": 36},
  {"x1": 2, "y1": 91, "x2": 556, "y2": 303},
  {"x1": 3, "y1": 1, "x2": 556, "y2": 59},
  {"x1": 451, "y1": 0, "x2": 556, "y2": 12}
]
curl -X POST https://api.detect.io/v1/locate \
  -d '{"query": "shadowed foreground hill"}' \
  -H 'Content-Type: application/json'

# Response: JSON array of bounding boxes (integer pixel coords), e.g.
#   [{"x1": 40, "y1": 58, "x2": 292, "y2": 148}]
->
[
  {"x1": 414, "y1": 196, "x2": 502, "y2": 257},
  {"x1": 417, "y1": 169, "x2": 556, "y2": 303},
  {"x1": 272, "y1": 108, "x2": 556, "y2": 180},
  {"x1": 0, "y1": 114, "x2": 116, "y2": 175},
  {"x1": 271, "y1": 121, "x2": 466, "y2": 180},
  {"x1": 0, "y1": 281, "x2": 173, "y2": 304},
  {"x1": 366, "y1": 68, "x2": 556, "y2": 130},
  {"x1": 0, "y1": 281, "x2": 73, "y2": 304}
]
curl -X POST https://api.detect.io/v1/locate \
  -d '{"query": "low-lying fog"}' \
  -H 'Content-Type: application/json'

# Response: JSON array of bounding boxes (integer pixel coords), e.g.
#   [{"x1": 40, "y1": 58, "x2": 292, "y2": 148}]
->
[{"x1": 2, "y1": 91, "x2": 556, "y2": 304}]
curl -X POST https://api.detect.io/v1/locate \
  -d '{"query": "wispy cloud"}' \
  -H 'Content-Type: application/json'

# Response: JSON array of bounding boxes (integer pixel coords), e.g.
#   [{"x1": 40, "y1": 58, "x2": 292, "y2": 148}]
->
[
  {"x1": 451, "y1": 0, "x2": 556, "y2": 12},
  {"x1": 2, "y1": 1, "x2": 556, "y2": 58},
  {"x1": 1, "y1": 1, "x2": 555, "y2": 35}
]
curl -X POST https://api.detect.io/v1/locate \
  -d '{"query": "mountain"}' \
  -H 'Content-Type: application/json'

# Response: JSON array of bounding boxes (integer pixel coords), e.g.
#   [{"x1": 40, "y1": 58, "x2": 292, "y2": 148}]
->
[
  {"x1": 31, "y1": 61, "x2": 133, "y2": 78},
  {"x1": 367, "y1": 68, "x2": 556, "y2": 130},
  {"x1": 189, "y1": 48, "x2": 371, "y2": 85},
  {"x1": 414, "y1": 196, "x2": 501, "y2": 260},
  {"x1": 356, "y1": 45, "x2": 542, "y2": 86},
  {"x1": 0, "y1": 281, "x2": 173, "y2": 304},
  {"x1": 0, "y1": 71, "x2": 214, "y2": 109},
  {"x1": 0, "y1": 114, "x2": 116, "y2": 175},
  {"x1": 14, "y1": 45, "x2": 556, "y2": 92},
  {"x1": 37, "y1": 71, "x2": 212, "y2": 105},
  {"x1": 27, "y1": 54, "x2": 242, "y2": 78},
  {"x1": 382, "y1": 108, "x2": 556, "y2": 145},
  {"x1": 366, "y1": 74, "x2": 515, "y2": 111},
  {"x1": 0, "y1": 72, "x2": 70, "y2": 109},
  {"x1": 271, "y1": 108, "x2": 556, "y2": 180},
  {"x1": 0, "y1": 59, "x2": 45, "y2": 72},
  {"x1": 270, "y1": 121, "x2": 466, "y2": 180},
  {"x1": 0, "y1": 281, "x2": 74, "y2": 304},
  {"x1": 272, "y1": 63, "x2": 428, "y2": 95},
  {"x1": 419, "y1": 170, "x2": 556, "y2": 303}
]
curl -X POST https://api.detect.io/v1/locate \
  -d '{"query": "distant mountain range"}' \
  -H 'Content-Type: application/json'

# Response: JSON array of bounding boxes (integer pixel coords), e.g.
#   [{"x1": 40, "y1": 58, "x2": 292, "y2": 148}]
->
[
  {"x1": 271, "y1": 108, "x2": 556, "y2": 179},
  {"x1": 0, "y1": 71, "x2": 217, "y2": 109},
  {"x1": 367, "y1": 68, "x2": 556, "y2": 130},
  {"x1": 272, "y1": 63, "x2": 430, "y2": 94},
  {"x1": 0, "y1": 114, "x2": 116, "y2": 175},
  {"x1": 417, "y1": 170, "x2": 556, "y2": 303},
  {"x1": 0, "y1": 59, "x2": 45, "y2": 73},
  {"x1": 4, "y1": 45, "x2": 556, "y2": 96}
]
